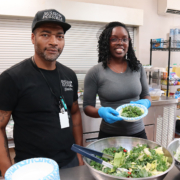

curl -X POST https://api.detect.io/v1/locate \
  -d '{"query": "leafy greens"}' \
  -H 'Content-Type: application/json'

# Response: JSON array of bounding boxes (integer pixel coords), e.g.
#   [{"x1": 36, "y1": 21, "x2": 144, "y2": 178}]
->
[
  {"x1": 90, "y1": 144, "x2": 170, "y2": 178},
  {"x1": 121, "y1": 106, "x2": 143, "y2": 118}
]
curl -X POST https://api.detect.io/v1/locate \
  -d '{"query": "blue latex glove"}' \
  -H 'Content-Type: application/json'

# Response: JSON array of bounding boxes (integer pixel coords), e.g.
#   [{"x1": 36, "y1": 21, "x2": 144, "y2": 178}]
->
[
  {"x1": 130, "y1": 99, "x2": 151, "y2": 109},
  {"x1": 98, "y1": 107, "x2": 123, "y2": 124}
]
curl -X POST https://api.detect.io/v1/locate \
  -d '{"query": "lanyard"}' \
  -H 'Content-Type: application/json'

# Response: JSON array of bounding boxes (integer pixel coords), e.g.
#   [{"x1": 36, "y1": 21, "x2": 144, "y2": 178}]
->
[{"x1": 31, "y1": 57, "x2": 67, "y2": 112}]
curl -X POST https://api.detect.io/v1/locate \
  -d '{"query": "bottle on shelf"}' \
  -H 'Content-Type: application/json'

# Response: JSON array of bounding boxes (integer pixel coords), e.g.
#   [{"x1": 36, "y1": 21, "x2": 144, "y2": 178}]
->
[
  {"x1": 174, "y1": 28, "x2": 179, "y2": 48},
  {"x1": 169, "y1": 29, "x2": 174, "y2": 48},
  {"x1": 166, "y1": 65, "x2": 172, "y2": 73},
  {"x1": 176, "y1": 64, "x2": 180, "y2": 78},
  {"x1": 172, "y1": 63, "x2": 177, "y2": 73},
  {"x1": 178, "y1": 29, "x2": 180, "y2": 48}
]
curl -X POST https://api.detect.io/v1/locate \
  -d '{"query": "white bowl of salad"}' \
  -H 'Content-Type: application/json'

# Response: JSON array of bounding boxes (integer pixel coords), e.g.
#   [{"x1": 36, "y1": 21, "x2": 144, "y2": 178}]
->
[{"x1": 116, "y1": 104, "x2": 148, "y2": 122}]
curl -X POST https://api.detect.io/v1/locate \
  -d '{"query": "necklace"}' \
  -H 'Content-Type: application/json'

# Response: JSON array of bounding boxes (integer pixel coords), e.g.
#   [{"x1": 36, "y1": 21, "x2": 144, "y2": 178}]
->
[{"x1": 109, "y1": 61, "x2": 126, "y2": 73}]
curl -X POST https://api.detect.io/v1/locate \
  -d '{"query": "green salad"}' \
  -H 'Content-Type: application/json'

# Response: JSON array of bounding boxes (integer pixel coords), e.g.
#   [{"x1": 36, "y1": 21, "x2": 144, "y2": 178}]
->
[
  {"x1": 90, "y1": 144, "x2": 170, "y2": 178},
  {"x1": 121, "y1": 106, "x2": 143, "y2": 118}
]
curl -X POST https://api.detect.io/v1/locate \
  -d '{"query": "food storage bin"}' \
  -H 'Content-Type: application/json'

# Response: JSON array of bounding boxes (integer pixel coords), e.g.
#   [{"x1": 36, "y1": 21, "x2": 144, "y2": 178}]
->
[{"x1": 149, "y1": 89, "x2": 162, "y2": 101}]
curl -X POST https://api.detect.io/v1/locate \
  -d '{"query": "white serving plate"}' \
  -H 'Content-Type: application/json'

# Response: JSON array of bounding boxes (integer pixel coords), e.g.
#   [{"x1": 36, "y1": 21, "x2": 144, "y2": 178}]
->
[
  {"x1": 116, "y1": 104, "x2": 148, "y2": 122},
  {"x1": 5, "y1": 158, "x2": 60, "y2": 180}
]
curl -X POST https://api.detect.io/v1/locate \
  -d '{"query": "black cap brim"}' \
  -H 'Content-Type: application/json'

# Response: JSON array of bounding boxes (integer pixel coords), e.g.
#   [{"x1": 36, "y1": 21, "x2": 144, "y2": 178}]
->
[{"x1": 32, "y1": 20, "x2": 71, "y2": 34}]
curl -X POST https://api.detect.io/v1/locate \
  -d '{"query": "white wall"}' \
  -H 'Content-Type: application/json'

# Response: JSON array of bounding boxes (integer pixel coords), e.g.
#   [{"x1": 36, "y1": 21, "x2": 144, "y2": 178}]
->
[
  {"x1": 0, "y1": 0, "x2": 143, "y2": 26},
  {"x1": 0, "y1": 0, "x2": 45, "y2": 17},
  {"x1": 0, "y1": 0, "x2": 180, "y2": 67},
  {"x1": 59, "y1": 0, "x2": 143, "y2": 26},
  {"x1": 70, "y1": 0, "x2": 180, "y2": 68}
]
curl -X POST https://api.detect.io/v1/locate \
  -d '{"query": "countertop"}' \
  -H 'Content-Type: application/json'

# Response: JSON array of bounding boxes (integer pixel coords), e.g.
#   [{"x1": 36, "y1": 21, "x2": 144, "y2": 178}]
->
[
  {"x1": 0, "y1": 165, "x2": 179, "y2": 179},
  {"x1": 7, "y1": 96, "x2": 178, "y2": 148},
  {"x1": 78, "y1": 96, "x2": 178, "y2": 106},
  {"x1": 60, "y1": 165, "x2": 180, "y2": 180}
]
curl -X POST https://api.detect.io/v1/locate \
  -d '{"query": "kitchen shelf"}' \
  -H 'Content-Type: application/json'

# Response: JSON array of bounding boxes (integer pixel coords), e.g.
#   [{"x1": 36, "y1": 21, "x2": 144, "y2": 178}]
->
[
  {"x1": 161, "y1": 85, "x2": 180, "y2": 94},
  {"x1": 161, "y1": 85, "x2": 180, "y2": 87},
  {"x1": 152, "y1": 48, "x2": 180, "y2": 51},
  {"x1": 150, "y1": 37, "x2": 180, "y2": 97}
]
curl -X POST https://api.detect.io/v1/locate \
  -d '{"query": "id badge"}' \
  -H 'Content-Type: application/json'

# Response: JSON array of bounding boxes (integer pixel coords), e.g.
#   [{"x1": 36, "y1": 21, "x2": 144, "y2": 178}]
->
[{"x1": 59, "y1": 112, "x2": 69, "y2": 129}]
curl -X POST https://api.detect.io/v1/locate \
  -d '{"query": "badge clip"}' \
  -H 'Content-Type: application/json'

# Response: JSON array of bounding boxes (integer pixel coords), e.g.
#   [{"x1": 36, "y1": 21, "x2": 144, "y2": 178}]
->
[
  {"x1": 61, "y1": 107, "x2": 65, "y2": 114},
  {"x1": 60, "y1": 96, "x2": 67, "y2": 110}
]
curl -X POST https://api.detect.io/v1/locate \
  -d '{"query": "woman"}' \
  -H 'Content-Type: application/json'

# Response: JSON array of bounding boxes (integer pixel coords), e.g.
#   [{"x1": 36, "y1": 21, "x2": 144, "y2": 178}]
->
[{"x1": 83, "y1": 22, "x2": 151, "y2": 139}]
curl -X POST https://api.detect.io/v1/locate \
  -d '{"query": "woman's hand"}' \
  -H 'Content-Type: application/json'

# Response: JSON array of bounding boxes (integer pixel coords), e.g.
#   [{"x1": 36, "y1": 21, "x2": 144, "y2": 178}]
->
[
  {"x1": 98, "y1": 107, "x2": 123, "y2": 124},
  {"x1": 130, "y1": 99, "x2": 151, "y2": 109}
]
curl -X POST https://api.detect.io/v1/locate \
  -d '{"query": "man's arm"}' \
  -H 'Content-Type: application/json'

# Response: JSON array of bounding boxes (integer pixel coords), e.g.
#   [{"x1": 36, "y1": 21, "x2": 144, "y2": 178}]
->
[
  {"x1": 0, "y1": 110, "x2": 12, "y2": 177},
  {"x1": 71, "y1": 101, "x2": 84, "y2": 166}
]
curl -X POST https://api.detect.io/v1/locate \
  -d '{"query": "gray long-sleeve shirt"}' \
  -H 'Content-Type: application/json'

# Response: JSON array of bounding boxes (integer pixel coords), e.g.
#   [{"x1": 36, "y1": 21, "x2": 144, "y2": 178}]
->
[{"x1": 83, "y1": 62, "x2": 150, "y2": 135}]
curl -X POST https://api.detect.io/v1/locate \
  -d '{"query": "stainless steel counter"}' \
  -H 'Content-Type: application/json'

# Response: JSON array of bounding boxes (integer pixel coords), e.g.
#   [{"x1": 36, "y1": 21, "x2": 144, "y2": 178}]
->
[
  {"x1": 0, "y1": 165, "x2": 179, "y2": 180},
  {"x1": 78, "y1": 96, "x2": 178, "y2": 106},
  {"x1": 59, "y1": 165, "x2": 180, "y2": 180},
  {"x1": 151, "y1": 96, "x2": 178, "y2": 106},
  {"x1": 7, "y1": 97, "x2": 178, "y2": 151},
  {"x1": 79, "y1": 96, "x2": 178, "y2": 147}
]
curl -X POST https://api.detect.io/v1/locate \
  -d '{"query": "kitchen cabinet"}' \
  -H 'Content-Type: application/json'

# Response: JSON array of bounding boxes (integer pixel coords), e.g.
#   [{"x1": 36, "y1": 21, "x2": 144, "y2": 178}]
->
[
  {"x1": 83, "y1": 132, "x2": 99, "y2": 147},
  {"x1": 145, "y1": 125, "x2": 154, "y2": 141}
]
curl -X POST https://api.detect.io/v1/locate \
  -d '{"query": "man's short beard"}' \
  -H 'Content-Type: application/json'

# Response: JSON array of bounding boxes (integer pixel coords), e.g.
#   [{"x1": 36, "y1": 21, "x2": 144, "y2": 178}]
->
[
  {"x1": 35, "y1": 43, "x2": 61, "y2": 62},
  {"x1": 38, "y1": 50, "x2": 61, "y2": 62}
]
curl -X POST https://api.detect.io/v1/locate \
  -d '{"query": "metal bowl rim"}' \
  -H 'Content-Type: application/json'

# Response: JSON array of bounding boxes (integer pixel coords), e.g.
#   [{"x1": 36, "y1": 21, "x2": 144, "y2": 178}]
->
[
  {"x1": 83, "y1": 136, "x2": 175, "y2": 180},
  {"x1": 167, "y1": 138, "x2": 180, "y2": 163}
]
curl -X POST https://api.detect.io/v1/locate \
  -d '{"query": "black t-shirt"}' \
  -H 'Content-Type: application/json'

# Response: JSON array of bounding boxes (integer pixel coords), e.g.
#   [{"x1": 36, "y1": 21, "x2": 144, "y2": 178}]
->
[{"x1": 0, "y1": 58, "x2": 78, "y2": 167}]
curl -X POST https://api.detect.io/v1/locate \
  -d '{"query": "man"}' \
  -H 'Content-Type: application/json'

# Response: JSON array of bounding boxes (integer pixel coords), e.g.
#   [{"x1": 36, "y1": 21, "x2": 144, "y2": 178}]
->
[{"x1": 0, "y1": 9, "x2": 83, "y2": 177}]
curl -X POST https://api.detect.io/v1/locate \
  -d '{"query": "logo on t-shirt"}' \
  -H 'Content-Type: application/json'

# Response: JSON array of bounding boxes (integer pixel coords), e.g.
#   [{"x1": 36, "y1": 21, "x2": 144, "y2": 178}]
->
[{"x1": 61, "y1": 80, "x2": 73, "y2": 91}]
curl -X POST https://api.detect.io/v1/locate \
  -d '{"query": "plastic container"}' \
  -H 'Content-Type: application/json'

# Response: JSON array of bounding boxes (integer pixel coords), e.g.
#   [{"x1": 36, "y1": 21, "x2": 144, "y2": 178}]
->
[
  {"x1": 175, "y1": 90, "x2": 180, "y2": 99},
  {"x1": 170, "y1": 67, "x2": 173, "y2": 73},
  {"x1": 174, "y1": 28, "x2": 179, "y2": 48},
  {"x1": 149, "y1": 89, "x2": 162, "y2": 101},
  {"x1": 177, "y1": 101, "x2": 180, "y2": 109},
  {"x1": 163, "y1": 89, "x2": 170, "y2": 97},
  {"x1": 172, "y1": 63, "x2": 177, "y2": 73},
  {"x1": 178, "y1": 29, "x2": 180, "y2": 48},
  {"x1": 170, "y1": 29, "x2": 174, "y2": 48},
  {"x1": 152, "y1": 38, "x2": 164, "y2": 48},
  {"x1": 170, "y1": 92, "x2": 175, "y2": 98},
  {"x1": 176, "y1": 65, "x2": 180, "y2": 77},
  {"x1": 166, "y1": 66, "x2": 173, "y2": 73},
  {"x1": 163, "y1": 72, "x2": 167, "y2": 80}
]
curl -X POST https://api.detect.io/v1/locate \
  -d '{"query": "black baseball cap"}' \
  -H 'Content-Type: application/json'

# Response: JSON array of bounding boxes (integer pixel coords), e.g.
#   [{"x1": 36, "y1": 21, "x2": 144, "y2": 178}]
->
[{"x1": 32, "y1": 9, "x2": 71, "y2": 33}]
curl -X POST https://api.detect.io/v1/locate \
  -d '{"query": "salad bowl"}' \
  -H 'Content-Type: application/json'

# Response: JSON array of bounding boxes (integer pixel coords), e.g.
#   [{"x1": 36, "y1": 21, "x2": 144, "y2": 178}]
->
[
  {"x1": 167, "y1": 138, "x2": 180, "y2": 171},
  {"x1": 116, "y1": 104, "x2": 148, "y2": 122},
  {"x1": 83, "y1": 136, "x2": 174, "y2": 180}
]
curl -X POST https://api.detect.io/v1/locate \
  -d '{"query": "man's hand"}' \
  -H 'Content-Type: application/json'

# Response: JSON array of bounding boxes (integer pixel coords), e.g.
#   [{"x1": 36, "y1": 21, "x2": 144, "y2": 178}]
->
[
  {"x1": 71, "y1": 101, "x2": 83, "y2": 166},
  {"x1": 77, "y1": 153, "x2": 84, "y2": 166}
]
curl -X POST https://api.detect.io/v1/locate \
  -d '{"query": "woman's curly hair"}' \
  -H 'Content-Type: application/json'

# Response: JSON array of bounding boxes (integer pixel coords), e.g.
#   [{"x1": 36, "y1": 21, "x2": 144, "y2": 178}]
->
[{"x1": 98, "y1": 21, "x2": 140, "y2": 71}]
